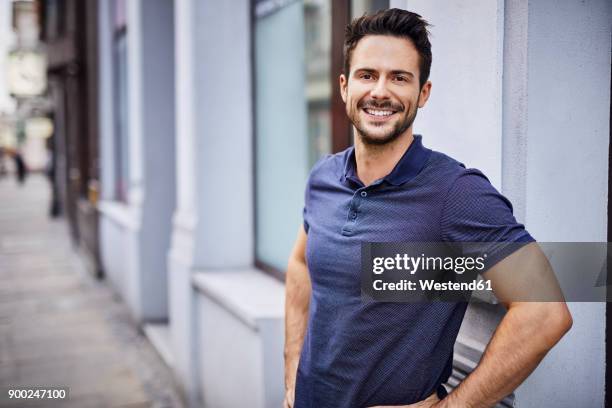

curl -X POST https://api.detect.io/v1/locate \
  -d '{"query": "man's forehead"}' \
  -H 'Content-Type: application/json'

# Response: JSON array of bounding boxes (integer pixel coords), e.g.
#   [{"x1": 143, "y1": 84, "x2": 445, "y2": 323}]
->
[{"x1": 351, "y1": 35, "x2": 420, "y2": 74}]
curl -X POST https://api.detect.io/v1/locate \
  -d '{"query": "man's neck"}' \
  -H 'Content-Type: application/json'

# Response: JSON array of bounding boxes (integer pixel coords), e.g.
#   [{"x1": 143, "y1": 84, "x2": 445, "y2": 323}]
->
[{"x1": 354, "y1": 129, "x2": 414, "y2": 187}]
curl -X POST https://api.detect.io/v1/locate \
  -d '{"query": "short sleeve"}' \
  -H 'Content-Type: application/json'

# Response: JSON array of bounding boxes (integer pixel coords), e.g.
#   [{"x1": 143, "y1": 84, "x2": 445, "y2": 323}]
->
[
  {"x1": 302, "y1": 154, "x2": 333, "y2": 235},
  {"x1": 303, "y1": 206, "x2": 309, "y2": 234},
  {"x1": 440, "y1": 169, "x2": 535, "y2": 271},
  {"x1": 303, "y1": 172, "x2": 312, "y2": 234}
]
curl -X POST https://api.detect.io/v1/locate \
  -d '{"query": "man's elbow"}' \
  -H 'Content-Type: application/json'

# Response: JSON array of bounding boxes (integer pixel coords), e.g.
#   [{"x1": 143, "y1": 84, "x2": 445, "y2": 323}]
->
[{"x1": 542, "y1": 302, "x2": 573, "y2": 348}]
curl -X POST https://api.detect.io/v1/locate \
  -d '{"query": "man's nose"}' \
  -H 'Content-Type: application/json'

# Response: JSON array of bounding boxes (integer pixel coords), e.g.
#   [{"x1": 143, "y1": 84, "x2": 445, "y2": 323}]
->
[{"x1": 370, "y1": 78, "x2": 391, "y2": 99}]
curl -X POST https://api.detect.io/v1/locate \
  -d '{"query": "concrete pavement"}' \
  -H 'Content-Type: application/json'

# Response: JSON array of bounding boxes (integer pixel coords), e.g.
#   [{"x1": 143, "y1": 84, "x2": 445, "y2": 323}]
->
[{"x1": 0, "y1": 175, "x2": 184, "y2": 408}]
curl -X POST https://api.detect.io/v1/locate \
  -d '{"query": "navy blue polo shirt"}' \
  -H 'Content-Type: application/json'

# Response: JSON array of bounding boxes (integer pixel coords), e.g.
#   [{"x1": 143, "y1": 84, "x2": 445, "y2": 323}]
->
[{"x1": 296, "y1": 135, "x2": 534, "y2": 408}]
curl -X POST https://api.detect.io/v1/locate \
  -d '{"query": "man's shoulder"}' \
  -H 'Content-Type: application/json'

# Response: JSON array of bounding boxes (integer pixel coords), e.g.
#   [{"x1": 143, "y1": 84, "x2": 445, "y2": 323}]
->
[{"x1": 425, "y1": 149, "x2": 491, "y2": 187}]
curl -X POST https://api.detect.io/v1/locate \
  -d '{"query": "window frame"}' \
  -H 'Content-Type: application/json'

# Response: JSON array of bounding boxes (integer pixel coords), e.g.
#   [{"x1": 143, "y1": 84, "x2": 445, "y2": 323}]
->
[{"x1": 111, "y1": 0, "x2": 128, "y2": 203}]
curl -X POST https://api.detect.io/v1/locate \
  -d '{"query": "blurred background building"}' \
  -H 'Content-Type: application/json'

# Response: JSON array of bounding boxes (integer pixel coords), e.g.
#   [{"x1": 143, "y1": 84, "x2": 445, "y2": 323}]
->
[
  {"x1": 1, "y1": 0, "x2": 52, "y2": 178},
  {"x1": 3, "y1": 0, "x2": 610, "y2": 407}
]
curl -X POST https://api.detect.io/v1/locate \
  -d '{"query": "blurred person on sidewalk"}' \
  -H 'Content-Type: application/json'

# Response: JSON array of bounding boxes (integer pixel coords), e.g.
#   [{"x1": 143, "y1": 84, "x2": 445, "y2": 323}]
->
[
  {"x1": 45, "y1": 135, "x2": 59, "y2": 217},
  {"x1": 14, "y1": 149, "x2": 27, "y2": 185}
]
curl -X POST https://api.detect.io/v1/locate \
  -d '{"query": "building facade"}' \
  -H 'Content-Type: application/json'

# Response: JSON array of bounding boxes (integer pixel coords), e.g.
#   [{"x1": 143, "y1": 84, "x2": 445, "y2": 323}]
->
[
  {"x1": 42, "y1": 0, "x2": 612, "y2": 407},
  {"x1": 39, "y1": 0, "x2": 102, "y2": 274}
]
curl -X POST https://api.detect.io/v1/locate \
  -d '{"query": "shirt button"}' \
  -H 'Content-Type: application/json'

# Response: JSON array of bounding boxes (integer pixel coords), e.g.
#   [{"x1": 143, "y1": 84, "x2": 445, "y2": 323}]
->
[{"x1": 360, "y1": 191, "x2": 367, "y2": 197}]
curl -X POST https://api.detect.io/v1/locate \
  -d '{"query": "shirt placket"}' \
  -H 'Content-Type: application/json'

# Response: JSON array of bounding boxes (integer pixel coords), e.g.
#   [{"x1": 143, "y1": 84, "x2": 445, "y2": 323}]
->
[{"x1": 341, "y1": 180, "x2": 383, "y2": 236}]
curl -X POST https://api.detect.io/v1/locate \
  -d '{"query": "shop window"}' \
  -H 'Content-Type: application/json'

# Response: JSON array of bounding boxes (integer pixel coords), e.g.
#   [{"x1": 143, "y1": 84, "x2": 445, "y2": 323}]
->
[
  {"x1": 254, "y1": 0, "x2": 388, "y2": 274},
  {"x1": 351, "y1": 0, "x2": 389, "y2": 19}
]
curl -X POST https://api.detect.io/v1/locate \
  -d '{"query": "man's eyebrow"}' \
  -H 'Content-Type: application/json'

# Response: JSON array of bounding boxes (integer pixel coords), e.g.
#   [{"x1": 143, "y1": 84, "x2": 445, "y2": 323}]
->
[
  {"x1": 353, "y1": 68, "x2": 377, "y2": 74},
  {"x1": 390, "y1": 70, "x2": 415, "y2": 78},
  {"x1": 353, "y1": 68, "x2": 415, "y2": 78}
]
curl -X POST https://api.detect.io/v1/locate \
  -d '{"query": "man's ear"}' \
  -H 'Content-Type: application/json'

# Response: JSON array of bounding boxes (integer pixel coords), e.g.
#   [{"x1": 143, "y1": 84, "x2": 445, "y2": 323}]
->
[
  {"x1": 339, "y1": 74, "x2": 348, "y2": 103},
  {"x1": 418, "y1": 80, "x2": 432, "y2": 108}
]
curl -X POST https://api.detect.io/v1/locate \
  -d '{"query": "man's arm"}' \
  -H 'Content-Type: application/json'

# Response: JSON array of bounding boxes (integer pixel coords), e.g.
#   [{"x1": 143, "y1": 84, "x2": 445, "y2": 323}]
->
[
  {"x1": 284, "y1": 225, "x2": 311, "y2": 408},
  {"x1": 437, "y1": 242, "x2": 573, "y2": 408}
]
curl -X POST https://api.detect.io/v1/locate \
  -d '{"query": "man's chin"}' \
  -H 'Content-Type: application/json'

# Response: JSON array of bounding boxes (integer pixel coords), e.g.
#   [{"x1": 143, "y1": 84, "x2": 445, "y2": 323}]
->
[{"x1": 358, "y1": 130, "x2": 400, "y2": 146}]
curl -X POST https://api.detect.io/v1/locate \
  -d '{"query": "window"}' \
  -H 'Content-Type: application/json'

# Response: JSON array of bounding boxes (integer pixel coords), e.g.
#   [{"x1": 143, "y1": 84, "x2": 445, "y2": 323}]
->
[
  {"x1": 304, "y1": 0, "x2": 332, "y2": 166},
  {"x1": 43, "y1": 0, "x2": 65, "y2": 41},
  {"x1": 112, "y1": 0, "x2": 128, "y2": 202},
  {"x1": 351, "y1": 0, "x2": 389, "y2": 19},
  {"x1": 254, "y1": 0, "x2": 335, "y2": 272},
  {"x1": 254, "y1": 0, "x2": 388, "y2": 273}
]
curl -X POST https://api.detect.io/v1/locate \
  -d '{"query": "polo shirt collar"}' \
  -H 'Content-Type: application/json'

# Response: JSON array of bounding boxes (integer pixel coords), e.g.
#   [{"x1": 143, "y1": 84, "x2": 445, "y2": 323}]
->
[{"x1": 342, "y1": 135, "x2": 432, "y2": 186}]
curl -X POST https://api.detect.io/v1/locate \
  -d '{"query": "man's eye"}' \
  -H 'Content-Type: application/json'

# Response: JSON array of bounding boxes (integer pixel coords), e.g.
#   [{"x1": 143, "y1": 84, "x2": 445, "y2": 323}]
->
[
  {"x1": 395, "y1": 76, "x2": 407, "y2": 82},
  {"x1": 360, "y1": 73, "x2": 373, "y2": 80}
]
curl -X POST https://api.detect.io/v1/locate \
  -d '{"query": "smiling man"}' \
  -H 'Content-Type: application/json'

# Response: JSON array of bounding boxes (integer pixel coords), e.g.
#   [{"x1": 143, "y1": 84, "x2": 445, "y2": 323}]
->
[{"x1": 284, "y1": 8, "x2": 572, "y2": 408}]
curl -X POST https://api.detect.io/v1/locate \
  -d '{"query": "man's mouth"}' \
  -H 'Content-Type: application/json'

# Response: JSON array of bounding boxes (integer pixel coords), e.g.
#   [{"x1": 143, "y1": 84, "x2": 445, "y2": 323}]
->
[{"x1": 362, "y1": 107, "x2": 397, "y2": 119}]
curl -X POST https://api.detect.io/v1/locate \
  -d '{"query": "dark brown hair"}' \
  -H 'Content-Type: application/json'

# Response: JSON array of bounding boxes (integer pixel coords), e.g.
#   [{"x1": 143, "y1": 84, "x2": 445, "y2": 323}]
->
[{"x1": 344, "y1": 8, "x2": 432, "y2": 89}]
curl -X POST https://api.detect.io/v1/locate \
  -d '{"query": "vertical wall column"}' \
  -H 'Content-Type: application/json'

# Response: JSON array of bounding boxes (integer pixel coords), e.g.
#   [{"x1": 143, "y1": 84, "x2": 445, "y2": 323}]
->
[
  {"x1": 138, "y1": 0, "x2": 176, "y2": 321},
  {"x1": 500, "y1": 0, "x2": 528, "y2": 221},
  {"x1": 169, "y1": 0, "x2": 254, "y2": 405},
  {"x1": 511, "y1": 0, "x2": 610, "y2": 406},
  {"x1": 98, "y1": 0, "x2": 175, "y2": 322},
  {"x1": 123, "y1": 0, "x2": 176, "y2": 321},
  {"x1": 168, "y1": 0, "x2": 199, "y2": 403},
  {"x1": 126, "y1": 0, "x2": 144, "y2": 209}
]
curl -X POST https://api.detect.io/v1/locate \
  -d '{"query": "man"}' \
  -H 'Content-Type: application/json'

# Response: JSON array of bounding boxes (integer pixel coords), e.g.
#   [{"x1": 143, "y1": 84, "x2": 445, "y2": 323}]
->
[{"x1": 284, "y1": 8, "x2": 572, "y2": 408}]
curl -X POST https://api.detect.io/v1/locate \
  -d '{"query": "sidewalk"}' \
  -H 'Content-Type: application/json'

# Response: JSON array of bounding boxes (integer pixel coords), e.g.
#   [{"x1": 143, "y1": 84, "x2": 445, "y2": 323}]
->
[{"x1": 0, "y1": 175, "x2": 184, "y2": 408}]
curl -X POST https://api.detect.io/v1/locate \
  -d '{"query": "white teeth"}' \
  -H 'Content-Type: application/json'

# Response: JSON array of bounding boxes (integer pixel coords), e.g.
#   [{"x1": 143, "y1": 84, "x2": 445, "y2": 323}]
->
[{"x1": 365, "y1": 109, "x2": 394, "y2": 117}]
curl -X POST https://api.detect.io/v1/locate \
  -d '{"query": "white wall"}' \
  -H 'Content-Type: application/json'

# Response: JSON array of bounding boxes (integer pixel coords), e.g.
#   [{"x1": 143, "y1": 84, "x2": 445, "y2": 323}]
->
[
  {"x1": 392, "y1": 0, "x2": 505, "y2": 189},
  {"x1": 98, "y1": 0, "x2": 176, "y2": 322},
  {"x1": 198, "y1": 295, "x2": 265, "y2": 407},
  {"x1": 168, "y1": 0, "x2": 200, "y2": 402},
  {"x1": 195, "y1": 272, "x2": 284, "y2": 408},
  {"x1": 513, "y1": 0, "x2": 610, "y2": 406},
  {"x1": 138, "y1": 0, "x2": 176, "y2": 321},
  {"x1": 99, "y1": 207, "x2": 135, "y2": 303},
  {"x1": 523, "y1": 0, "x2": 609, "y2": 242},
  {"x1": 168, "y1": 0, "x2": 253, "y2": 405}
]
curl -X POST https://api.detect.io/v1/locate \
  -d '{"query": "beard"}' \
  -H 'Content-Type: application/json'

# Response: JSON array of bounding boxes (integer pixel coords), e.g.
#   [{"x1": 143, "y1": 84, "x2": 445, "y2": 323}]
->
[{"x1": 348, "y1": 97, "x2": 419, "y2": 146}]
